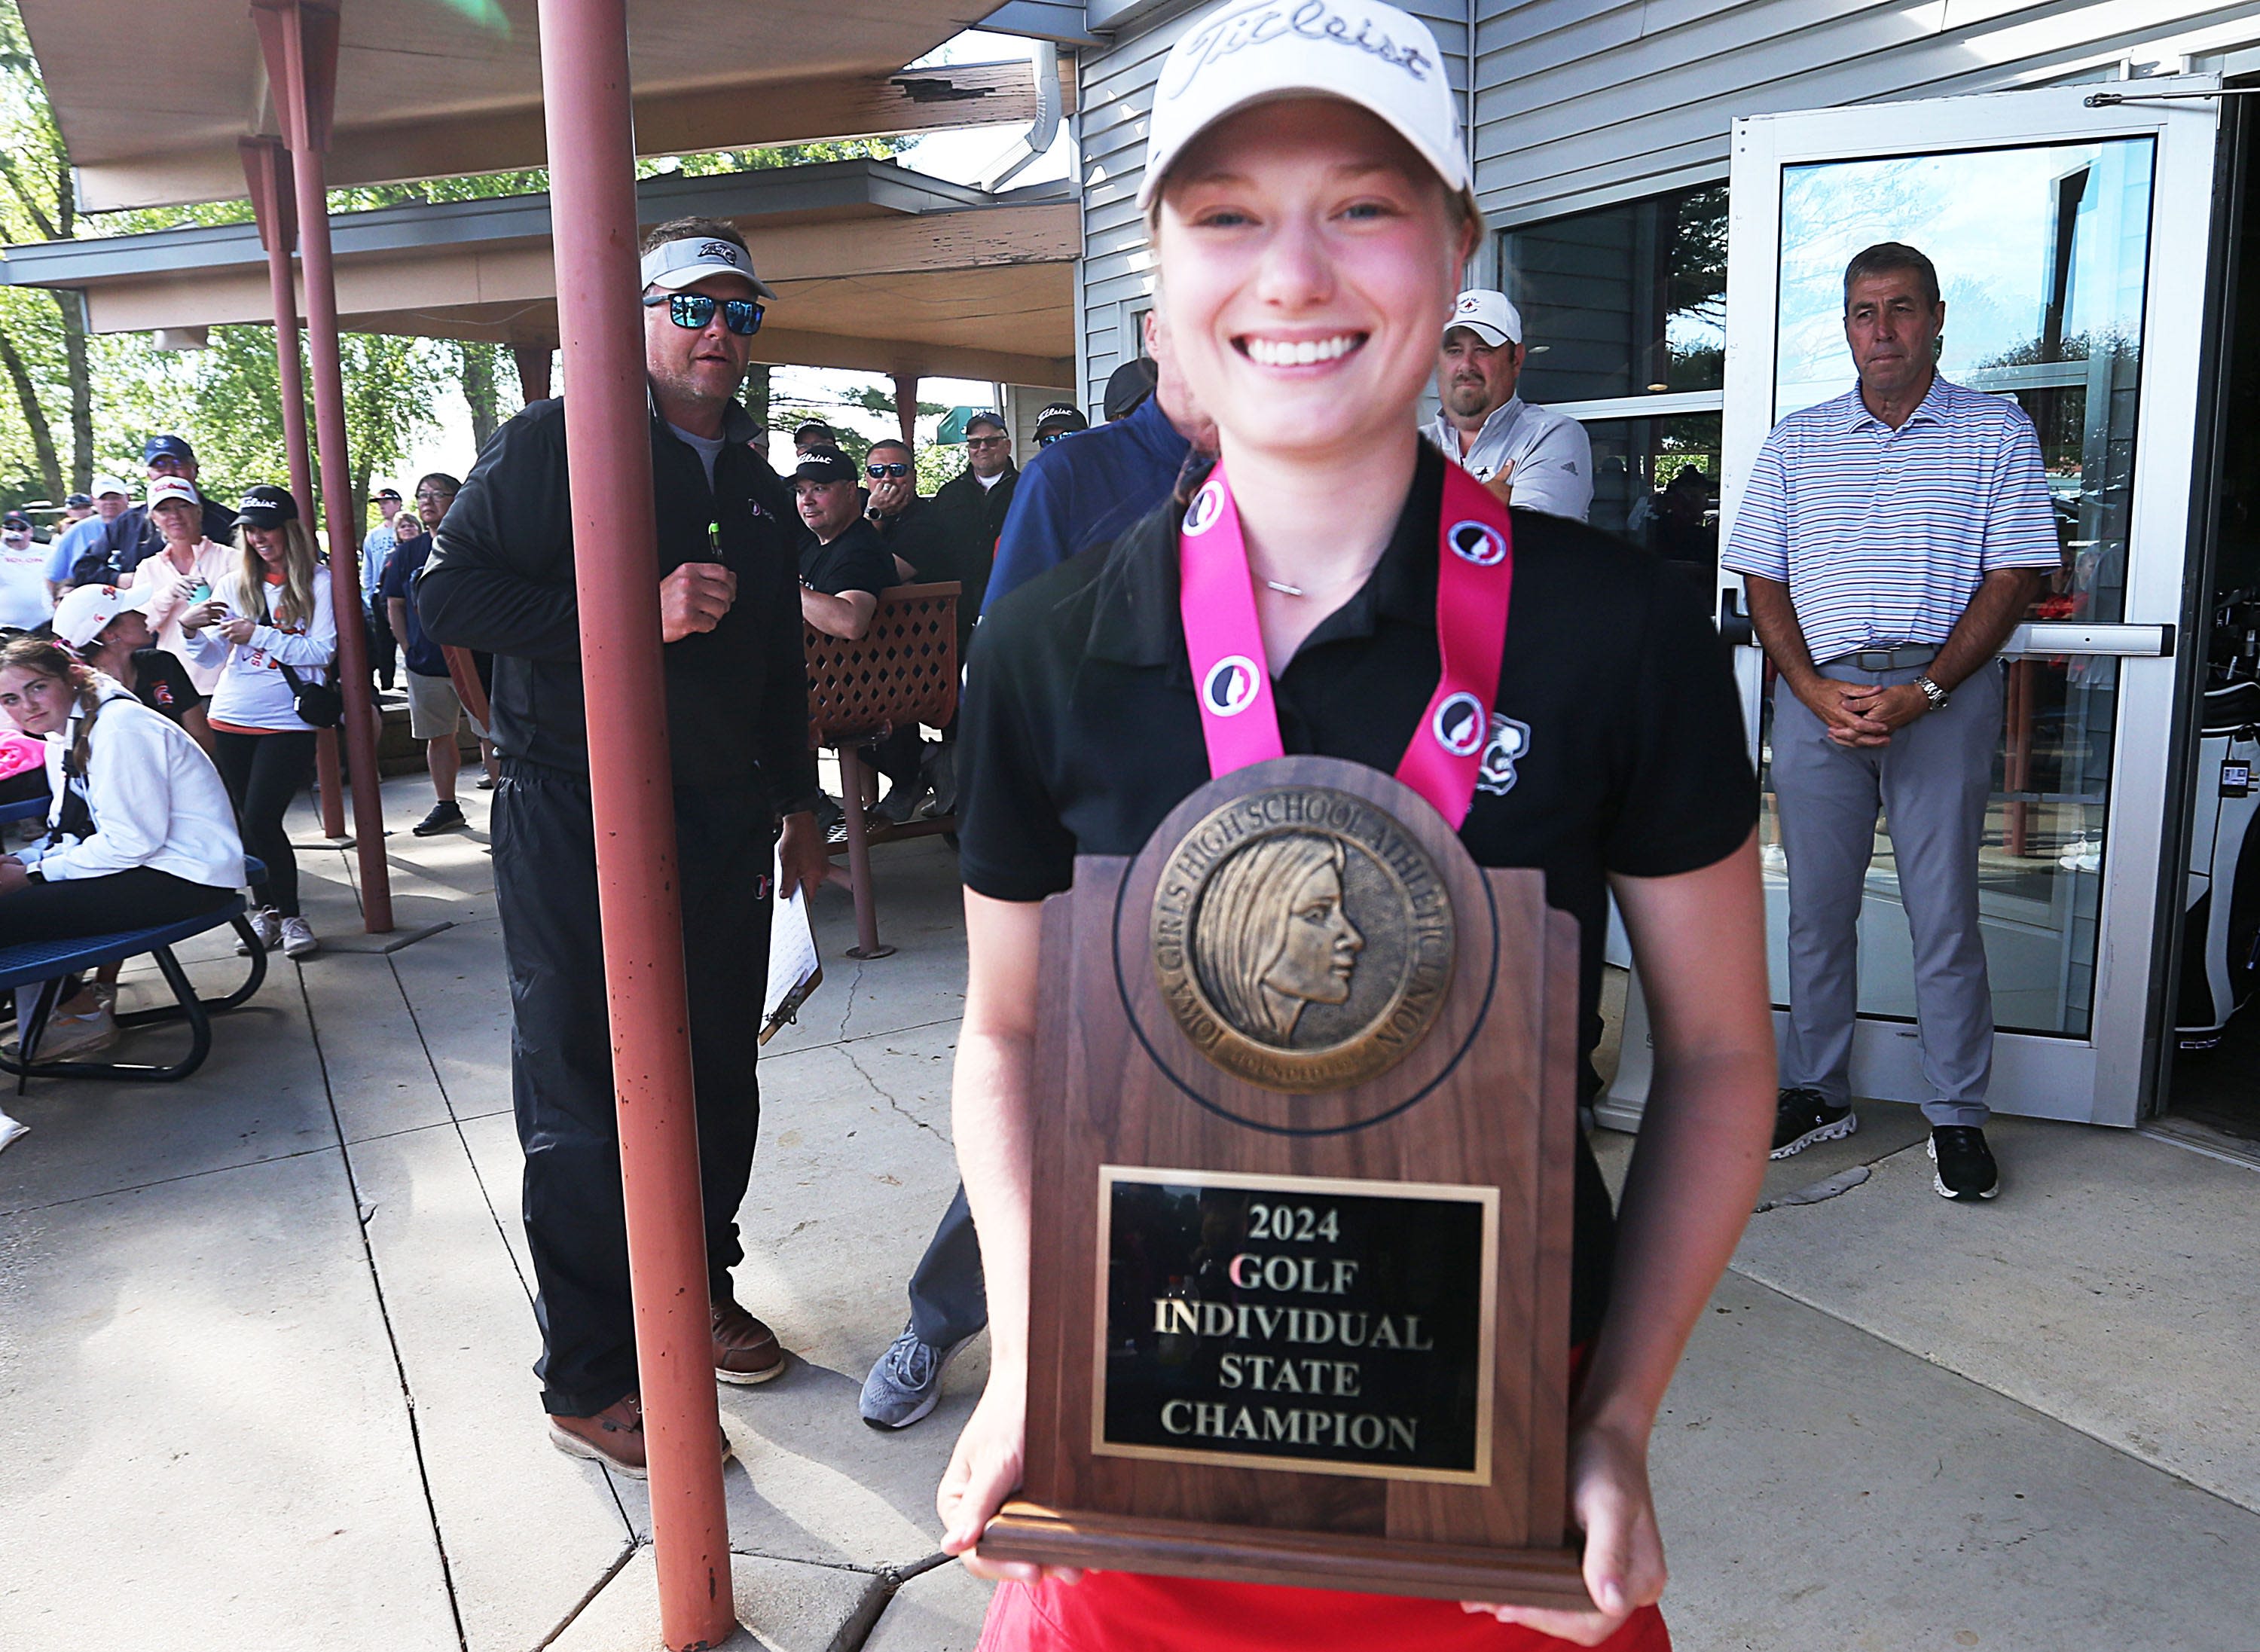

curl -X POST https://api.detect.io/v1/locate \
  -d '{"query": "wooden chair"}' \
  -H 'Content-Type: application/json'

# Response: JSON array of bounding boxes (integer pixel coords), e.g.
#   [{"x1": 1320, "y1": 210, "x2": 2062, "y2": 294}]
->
[{"x1": 805, "y1": 582, "x2": 961, "y2": 959}]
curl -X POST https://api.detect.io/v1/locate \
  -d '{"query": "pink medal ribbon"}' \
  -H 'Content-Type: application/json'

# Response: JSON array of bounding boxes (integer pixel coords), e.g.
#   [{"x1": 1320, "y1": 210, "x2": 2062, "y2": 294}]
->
[{"x1": 1179, "y1": 459, "x2": 1514, "y2": 830}]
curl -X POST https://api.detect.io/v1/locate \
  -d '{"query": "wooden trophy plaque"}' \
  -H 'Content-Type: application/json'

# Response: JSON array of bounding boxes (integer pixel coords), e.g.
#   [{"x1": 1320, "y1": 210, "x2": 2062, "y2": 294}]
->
[{"x1": 979, "y1": 755, "x2": 1590, "y2": 1608}]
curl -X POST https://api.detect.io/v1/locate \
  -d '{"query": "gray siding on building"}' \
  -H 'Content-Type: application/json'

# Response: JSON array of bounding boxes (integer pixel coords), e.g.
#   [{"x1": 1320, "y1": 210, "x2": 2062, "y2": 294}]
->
[
  {"x1": 1070, "y1": 0, "x2": 2260, "y2": 404},
  {"x1": 1469, "y1": 0, "x2": 2260, "y2": 224},
  {"x1": 1071, "y1": 0, "x2": 1473, "y2": 408}
]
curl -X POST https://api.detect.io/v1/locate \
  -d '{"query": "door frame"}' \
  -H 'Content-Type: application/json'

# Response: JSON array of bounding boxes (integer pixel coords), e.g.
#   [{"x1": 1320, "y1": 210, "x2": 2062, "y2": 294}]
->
[{"x1": 1609, "y1": 77, "x2": 2225, "y2": 1131}]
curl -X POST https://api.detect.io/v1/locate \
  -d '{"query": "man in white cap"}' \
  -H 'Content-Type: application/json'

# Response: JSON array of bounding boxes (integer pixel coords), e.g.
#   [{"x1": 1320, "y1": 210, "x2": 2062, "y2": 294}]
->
[
  {"x1": 419, "y1": 215, "x2": 829, "y2": 1472},
  {"x1": 1425, "y1": 289, "x2": 1594, "y2": 522},
  {"x1": 45, "y1": 473, "x2": 132, "y2": 600}
]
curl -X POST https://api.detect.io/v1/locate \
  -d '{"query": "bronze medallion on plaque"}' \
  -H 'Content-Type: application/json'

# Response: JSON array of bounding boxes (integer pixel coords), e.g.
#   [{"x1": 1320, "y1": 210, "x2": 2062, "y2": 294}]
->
[
  {"x1": 1148, "y1": 786, "x2": 1455, "y2": 1093},
  {"x1": 980, "y1": 756, "x2": 1590, "y2": 1609}
]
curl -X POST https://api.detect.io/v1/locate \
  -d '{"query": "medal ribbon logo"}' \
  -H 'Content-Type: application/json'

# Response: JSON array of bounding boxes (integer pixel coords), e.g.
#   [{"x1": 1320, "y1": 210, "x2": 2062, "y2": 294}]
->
[{"x1": 1178, "y1": 458, "x2": 1514, "y2": 827}]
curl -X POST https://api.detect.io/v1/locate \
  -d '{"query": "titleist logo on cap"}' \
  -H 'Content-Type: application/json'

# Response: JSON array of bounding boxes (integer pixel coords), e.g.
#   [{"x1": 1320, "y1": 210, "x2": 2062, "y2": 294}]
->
[{"x1": 1162, "y1": 0, "x2": 1435, "y2": 98}]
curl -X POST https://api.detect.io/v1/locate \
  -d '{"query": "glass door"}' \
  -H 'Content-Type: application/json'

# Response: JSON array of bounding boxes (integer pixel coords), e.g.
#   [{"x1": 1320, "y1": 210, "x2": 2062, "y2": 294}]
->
[{"x1": 1604, "y1": 78, "x2": 2222, "y2": 1131}]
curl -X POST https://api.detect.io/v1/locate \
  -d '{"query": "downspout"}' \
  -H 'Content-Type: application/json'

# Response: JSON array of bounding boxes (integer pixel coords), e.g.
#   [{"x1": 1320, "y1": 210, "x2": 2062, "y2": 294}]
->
[{"x1": 984, "y1": 42, "x2": 1064, "y2": 194}]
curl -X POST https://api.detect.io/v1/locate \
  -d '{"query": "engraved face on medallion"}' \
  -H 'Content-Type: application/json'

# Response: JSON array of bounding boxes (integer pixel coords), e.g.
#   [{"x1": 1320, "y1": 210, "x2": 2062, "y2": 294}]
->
[{"x1": 1151, "y1": 786, "x2": 1456, "y2": 1092}]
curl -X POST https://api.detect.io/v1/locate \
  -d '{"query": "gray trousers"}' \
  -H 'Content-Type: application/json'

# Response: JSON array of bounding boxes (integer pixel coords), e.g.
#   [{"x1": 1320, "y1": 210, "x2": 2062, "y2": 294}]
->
[
  {"x1": 1771, "y1": 659, "x2": 2003, "y2": 1128},
  {"x1": 907, "y1": 1183, "x2": 988, "y2": 1348}
]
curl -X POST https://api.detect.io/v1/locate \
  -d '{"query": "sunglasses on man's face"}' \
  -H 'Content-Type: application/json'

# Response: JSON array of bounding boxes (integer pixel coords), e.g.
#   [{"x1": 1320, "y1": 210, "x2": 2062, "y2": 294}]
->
[
  {"x1": 866, "y1": 462, "x2": 911, "y2": 480},
  {"x1": 966, "y1": 435, "x2": 1007, "y2": 450},
  {"x1": 643, "y1": 292, "x2": 765, "y2": 337}
]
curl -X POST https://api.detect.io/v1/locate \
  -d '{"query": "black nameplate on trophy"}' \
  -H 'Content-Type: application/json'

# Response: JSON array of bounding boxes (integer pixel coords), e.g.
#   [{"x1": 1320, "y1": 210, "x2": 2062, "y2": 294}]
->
[{"x1": 1095, "y1": 1167, "x2": 1498, "y2": 1483}]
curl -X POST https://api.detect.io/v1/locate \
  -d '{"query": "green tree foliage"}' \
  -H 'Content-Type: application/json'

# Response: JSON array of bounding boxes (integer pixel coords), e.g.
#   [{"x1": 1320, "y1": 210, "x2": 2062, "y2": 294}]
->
[{"x1": 0, "y1": 4, "x2": 915, "y2": 524}]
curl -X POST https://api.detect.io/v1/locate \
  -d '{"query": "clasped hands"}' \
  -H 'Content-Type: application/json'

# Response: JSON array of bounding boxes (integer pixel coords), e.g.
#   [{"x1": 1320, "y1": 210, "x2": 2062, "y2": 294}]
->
[
  {"x1": 180, "y1": 600, "x2": 256, "y2": 646},
  {"x1": 1797, "y1": 676, "x2": 1932, "y2": 748}
]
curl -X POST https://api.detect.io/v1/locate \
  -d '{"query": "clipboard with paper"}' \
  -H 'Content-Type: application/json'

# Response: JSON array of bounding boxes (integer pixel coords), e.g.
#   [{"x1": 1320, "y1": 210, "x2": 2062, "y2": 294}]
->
[{"x1": 761, "y1": 849, "x2": 822, "y2": 1045}]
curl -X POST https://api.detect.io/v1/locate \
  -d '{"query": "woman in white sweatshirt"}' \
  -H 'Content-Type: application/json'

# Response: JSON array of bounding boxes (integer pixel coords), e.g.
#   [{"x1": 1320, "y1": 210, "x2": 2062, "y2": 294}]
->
[
  {"x1": 0, "y1": 634, "x2": 245, "y2": 1064},
  {"x1": 182, "y1": 485, "x2": 334, "y2": 960}
]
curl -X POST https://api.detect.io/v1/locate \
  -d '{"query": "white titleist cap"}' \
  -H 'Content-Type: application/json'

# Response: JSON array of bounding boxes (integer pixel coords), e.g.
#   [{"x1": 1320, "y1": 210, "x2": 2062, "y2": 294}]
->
[
  {"x1": 89, "y1": 473, "x2": 130, "y2": 499},
  {"x1": 640, "y1": 234, "x2": 776, "y2": 300},
  {"x1": 52, "y1": 581, "x2": 153, "y2": 650},
  {"x1": 1138, "y1": 0, "x2": 1474, "y2": 218},
  {"x1": 1445, "y1": 289, "x2": 1522, "y2": 347},
  {"x1": 146, "y1": 475, "x2": 200, "y2": 511}
]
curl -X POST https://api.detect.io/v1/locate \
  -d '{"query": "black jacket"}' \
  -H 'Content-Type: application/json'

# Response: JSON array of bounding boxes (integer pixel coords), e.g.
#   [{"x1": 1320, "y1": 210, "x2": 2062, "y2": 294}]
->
[
  {"x1": 930, "y1": 463, "x2": 1016, "y2": 640},
  {"x1": 416, "y1": 395, "x2": 820, "y2": 814},
  {"x1": 869, "y1": 493, "x2": 954, "y2": 585}
]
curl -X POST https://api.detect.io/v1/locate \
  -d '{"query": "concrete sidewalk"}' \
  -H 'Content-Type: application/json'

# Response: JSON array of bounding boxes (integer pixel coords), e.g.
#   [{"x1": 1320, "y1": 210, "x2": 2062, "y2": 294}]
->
[{"x1": 2, "y1": 772, "x2": 2255, "y2": 1650}]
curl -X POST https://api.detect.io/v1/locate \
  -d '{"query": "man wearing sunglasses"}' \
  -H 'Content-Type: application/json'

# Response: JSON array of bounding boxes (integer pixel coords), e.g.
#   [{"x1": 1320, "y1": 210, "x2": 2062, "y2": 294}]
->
[
  {"x1": 857, "y1": 438, "x2": 957, "y2": 826},
  {"x1": 418, "y1": 215, "x2": 827, "y2": 1476},
  {"x1": 928, "y1": 411, "x2": 1018, "y2": 628}
]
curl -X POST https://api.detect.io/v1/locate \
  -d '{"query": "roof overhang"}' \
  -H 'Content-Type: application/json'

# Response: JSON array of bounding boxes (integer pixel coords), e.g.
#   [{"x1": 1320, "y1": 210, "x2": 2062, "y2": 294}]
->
[
  {"x1": 21, "y1": 0, "x2": 1074, "y2": 212},
  {"x1": 2, "y1": 160, "x2": 1078, "y2": 387}
]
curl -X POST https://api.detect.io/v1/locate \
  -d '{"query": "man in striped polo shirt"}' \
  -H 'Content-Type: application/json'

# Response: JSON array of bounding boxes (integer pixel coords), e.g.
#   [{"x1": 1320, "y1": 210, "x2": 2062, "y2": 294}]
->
[{"x1": 1724, "y1": 241, "x2": 2060, "y2": 1202}]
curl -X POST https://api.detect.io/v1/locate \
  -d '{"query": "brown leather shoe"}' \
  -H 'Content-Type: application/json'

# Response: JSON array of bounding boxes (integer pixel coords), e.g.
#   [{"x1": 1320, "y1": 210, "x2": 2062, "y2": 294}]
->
[
  {"x1": 548, "y1": 1394, "x2": 736, "y2": 1479},
  {"x1": 549, "y1": 1394, "x2": 649, "y2": 1478},
  {"x1": 713, "y1": 1297, "x2": 786, "y2": 1385}
]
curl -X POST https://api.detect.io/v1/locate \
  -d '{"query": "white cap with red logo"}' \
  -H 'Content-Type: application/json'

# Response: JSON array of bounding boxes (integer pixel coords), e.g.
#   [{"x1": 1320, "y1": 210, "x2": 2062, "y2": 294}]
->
[
  {"x1": 146, "y1": 475, "x2": 200, "y2": 511},
  {"x1": 1444, "y1": 289, "x2": 1522, "y2": 348},
  {"x1": 53, "y1": 581, "x2": 154, "y2": 651}
]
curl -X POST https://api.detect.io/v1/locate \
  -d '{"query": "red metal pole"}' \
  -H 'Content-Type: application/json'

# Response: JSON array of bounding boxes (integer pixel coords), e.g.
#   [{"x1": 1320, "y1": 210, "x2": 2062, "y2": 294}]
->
[
  {"x1": 241, "y1": 137, "x2": 349, "y2": 841},
  {"x1": 536, "y1": 0, "x2": 734, "y2": 1644},
  {"x1": 257, "y1": 2, "x2": 392, "y2": 929}
]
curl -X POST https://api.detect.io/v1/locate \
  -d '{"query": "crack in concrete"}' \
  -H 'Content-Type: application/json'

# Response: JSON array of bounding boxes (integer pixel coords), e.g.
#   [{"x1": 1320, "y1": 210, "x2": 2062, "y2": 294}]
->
[
  {"x1": 841, "y1": 1045, "x2": 950, "y2": 1147},
  {"x1": 295, "y1": 965, "x2": 472, "y2": 1652}
]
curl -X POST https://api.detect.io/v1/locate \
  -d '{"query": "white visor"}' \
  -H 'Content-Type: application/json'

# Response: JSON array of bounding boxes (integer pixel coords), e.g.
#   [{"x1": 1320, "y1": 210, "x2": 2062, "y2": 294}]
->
[{"x1": 640, "y1": 234, "x2": 775, "y2": 300}]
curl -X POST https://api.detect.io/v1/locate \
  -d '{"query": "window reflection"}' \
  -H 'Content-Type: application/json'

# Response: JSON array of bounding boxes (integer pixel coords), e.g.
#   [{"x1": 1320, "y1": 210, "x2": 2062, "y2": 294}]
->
[
  {"x1": 1501, "y1": 184, "x2": 1727, "y2": 404},
  {"x1": 1581, "y1": 411, "x2": 1722, "y2": 585}
]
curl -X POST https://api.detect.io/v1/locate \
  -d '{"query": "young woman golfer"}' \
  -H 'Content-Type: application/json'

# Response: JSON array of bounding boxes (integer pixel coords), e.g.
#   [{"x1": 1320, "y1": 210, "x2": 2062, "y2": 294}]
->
[{"x1": 936, "y1": 5, "x2": 1777, "y2": 1648}]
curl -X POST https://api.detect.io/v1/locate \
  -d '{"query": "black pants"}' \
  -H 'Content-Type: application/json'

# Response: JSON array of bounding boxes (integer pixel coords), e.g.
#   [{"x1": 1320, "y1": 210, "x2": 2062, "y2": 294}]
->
[
  {"x1": 367, "y1": 603, "x2": 397, "y2": 691},
  {"x1": 0, "y1": 866, "x2": 235, "y2": 943},
  {"x1": 493, "y1": 759, "x2": 775, "y2": 1417},
  {"x1": 211, "y1": 731, "x2": 316, "y2": 918},
  {"x1": 907, "y1": 1182, "x2": 988, "y2": 1348},
  {"x1": 864, "y1": 725, "x2": 926, "y2": 792}
]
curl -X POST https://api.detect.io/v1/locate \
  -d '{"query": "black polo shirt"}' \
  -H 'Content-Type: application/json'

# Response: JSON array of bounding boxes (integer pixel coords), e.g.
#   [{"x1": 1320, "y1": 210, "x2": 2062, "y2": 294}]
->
[
  {"x1": 959, "y1": 441, "x2": 1757, "y2": 1342},
  {"x1": 799, "y1": 516, "x2": 896, "y2": 599}
]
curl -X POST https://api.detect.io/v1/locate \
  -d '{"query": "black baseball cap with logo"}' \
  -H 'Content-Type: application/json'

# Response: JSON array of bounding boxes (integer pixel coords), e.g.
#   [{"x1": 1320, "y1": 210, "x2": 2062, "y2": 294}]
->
[
  {"x1": 1034, "y1": 403, "x2": 1089, "y2": 436},
  {"x1": 375, "y1": 486, "x2": 402, "y2": 502},
  {"x1": 237, "y1": 484, "x2": 301, "y2": 527},
  {"x1": 791, "y1": 447, "x2": 860, "y2": 486}
]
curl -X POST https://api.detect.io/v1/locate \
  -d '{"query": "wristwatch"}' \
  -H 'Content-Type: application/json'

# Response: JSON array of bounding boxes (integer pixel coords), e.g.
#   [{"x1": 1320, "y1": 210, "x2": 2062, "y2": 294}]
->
[{"x1": 1914, "y1": 675, "x2": 1950, "y2": 713}]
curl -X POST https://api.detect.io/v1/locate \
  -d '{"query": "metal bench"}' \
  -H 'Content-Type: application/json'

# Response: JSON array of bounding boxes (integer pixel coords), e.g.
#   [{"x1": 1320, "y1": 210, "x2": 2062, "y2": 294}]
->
[
  {"x1": 0, "y1": 845, "x2": 270, "y2": 1089},
  {"x1": 804, "y1": 582, "x2": 961, "y2": 960}
]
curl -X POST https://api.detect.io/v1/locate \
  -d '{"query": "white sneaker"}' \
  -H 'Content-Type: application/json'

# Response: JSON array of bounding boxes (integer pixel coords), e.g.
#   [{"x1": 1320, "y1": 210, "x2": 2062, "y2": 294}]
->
[
  {"x1": 237, "y1": 906, "x2": 282, "y2": 954},
  {"x1": 29, "y1": 1006, "x2": 118, "y2": 1060},
  {"x1": 0, "y1": 1112, "x2": 24, "y2": 1155},
  {"x1": 279, "y1": 915, "x2": 319, "y2": 960}
]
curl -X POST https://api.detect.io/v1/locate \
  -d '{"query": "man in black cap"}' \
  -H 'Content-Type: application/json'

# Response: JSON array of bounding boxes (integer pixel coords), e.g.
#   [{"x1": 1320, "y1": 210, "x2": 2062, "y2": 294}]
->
[
  {"x1": 95, "y1": 435, "x2": 239, "y2": 579},
  {"x1": 793, "y1": 420, "x2": 839, "y2": 457},
  {"x1": 1032, "y1": 402, "x2": 1089, "y2": 450},
  {"x1": 1101, "y1": 356, "x2": 1159, "y2": 421},
  {"x1": 419, "y1": 213, "x2": 826, "y2": 1475},
  {"x1": 793, "y1": 447, "x2": 895, "y2": 642}
]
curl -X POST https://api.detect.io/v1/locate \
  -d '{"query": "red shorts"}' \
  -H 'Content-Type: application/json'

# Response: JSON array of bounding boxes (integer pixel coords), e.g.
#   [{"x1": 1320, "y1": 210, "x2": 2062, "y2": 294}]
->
[
  {"x1": 977, "y1": 1574, "x2": 1669, "y2": 1652},
  {"x1": 976, "y1": 1346, "x2": 1668, "y2": 1652}
]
